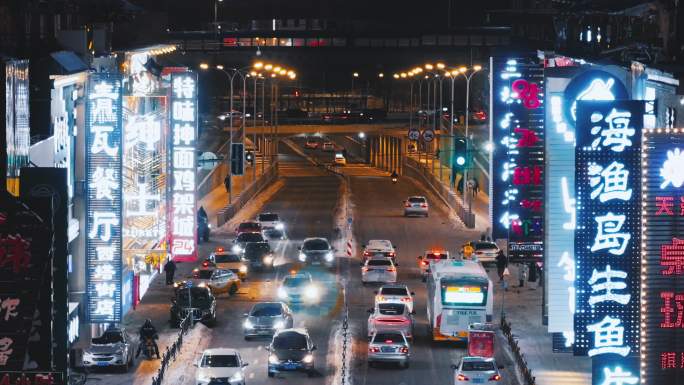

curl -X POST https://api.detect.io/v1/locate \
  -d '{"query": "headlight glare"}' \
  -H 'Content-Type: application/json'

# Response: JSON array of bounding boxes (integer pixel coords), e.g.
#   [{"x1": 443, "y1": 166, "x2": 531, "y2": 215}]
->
[
  {"x1": 273, "y1": 320, "x2": 285, "y2": 329},
  {"x1": 239, "y1": 265, "x2": 248, "y2": 273},
  {"x1": 304, "y1": 285, "x2": 319, "y2": 300},
  {"x1": 243, "y1": 319, "x2": 254, "y2": 329},
  {"x1": 230, "y1": 371, "x2": 244, "y2": 382},
  {"x1": 325, "y1": 252, "x2": 334, "y2": 262},
  {"x1": 232, "y1": 245, "x2": 242, "y2": 253},
  {"x1": 275, "y1": 223, "x2": 284, "y2": 230},
  {"x1": 263, "y1": 255, "x2": 274, "y2": 265},
  {"x1": 278, "y1": 287, "x2": 288, "y2": 299},
  {"x1": 268, "y1": 355, "x2": 279, "y2": 364},
  {"x1": 298, "y1": 253, "x2": 306, "y2": 262},
  {"x1": 303, "y1": 354, "x2": 314, "y2": 363}
]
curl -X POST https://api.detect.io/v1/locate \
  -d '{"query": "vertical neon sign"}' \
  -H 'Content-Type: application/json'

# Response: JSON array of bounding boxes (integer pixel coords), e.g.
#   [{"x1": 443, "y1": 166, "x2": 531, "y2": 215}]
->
[
  {"x1": 85, "y1": 73, "x2": 123, "y2": 322},
  {"x1": 169, "y1": 72, "x2": 197, "y2": 262},
  {"x1": 574, "y1": 100, "x2": 643, "y2": 385}
]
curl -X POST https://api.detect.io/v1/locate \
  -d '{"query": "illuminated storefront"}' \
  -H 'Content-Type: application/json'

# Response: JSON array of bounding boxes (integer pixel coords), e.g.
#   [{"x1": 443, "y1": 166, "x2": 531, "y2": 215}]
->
[
  {"x1": 574, "y1": 100, "x2": 643, "y2": 385},
  {"x1": 4, "y1": 60, "x2": 30, "y2": 195}
]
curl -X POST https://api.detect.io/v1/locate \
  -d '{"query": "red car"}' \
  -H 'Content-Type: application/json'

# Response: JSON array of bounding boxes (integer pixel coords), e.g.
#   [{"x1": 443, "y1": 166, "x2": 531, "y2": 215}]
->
[
  {"x1": 235, "y1": 221, "x2": 262, "y2": 235},
  {"x1": 305, "y1": 139, "x2": 319, "y2": 149}
]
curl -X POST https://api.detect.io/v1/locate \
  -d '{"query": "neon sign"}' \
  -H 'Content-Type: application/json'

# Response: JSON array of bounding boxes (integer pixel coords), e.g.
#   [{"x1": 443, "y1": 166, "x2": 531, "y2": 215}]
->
[
  {"x1": 641, "y1": 128, "x2": 684, "y2": 384},
  {"x1": 85, "y1": 73, "x2": 123, "y2": 323},
  {"x1": 169, "y1": 72, "x2": 198, "y2": 261},
  {"x1": 574, "y1": 100, "x2": 643, "y2": 385}
]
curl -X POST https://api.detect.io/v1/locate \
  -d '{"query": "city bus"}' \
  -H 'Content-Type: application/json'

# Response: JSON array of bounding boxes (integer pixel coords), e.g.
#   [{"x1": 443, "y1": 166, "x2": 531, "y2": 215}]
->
[{"x1": 426, "y1": 260, "x2": 493, "y2": 342}]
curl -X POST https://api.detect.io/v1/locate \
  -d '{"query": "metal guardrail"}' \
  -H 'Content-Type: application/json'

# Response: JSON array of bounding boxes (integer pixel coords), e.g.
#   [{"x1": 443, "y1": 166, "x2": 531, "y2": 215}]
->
[
  {"x1": 340, "y1": 286, "x2": 350, "y2": 385},
  {"x1": 151, "y1": 313, "x2": 193, "y2": 385},
  {"x1": 216, "y1": 162, "x2": 279, "y2": 226},
  {"x1": 500, "y1": 316, "x2": 536, "y2": 385}
]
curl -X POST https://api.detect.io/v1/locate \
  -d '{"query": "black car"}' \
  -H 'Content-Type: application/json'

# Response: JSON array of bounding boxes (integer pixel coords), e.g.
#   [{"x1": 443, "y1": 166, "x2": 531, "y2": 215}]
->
[
  {"x1": 243, "y1": 242, "x2": 274, "y2": 270},
  {"x1": 298, "y1": 238, "x2": 334, "y2": 267},
  {"x1": 170, "y1": 284, "x2": 217, "y2": 327},
  {"x1": 267, "y1": 328, "x2": 317, "y2": 377}
]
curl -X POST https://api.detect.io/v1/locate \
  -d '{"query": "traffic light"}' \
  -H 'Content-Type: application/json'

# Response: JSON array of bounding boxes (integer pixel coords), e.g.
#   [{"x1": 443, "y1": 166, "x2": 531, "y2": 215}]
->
[
  {"x1": 453, "y1": 136, "x2": 467, "y2": 171},
  {"x1": 231, "y1": 143, "x2": 244, "y2": 175}
]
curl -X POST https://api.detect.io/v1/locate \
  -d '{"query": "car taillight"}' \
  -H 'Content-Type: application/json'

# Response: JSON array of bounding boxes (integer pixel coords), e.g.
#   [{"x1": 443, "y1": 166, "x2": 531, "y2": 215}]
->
[
  {"x1": 216, "y1": 247, "x2": 224, "y2": 252},
  {"x1": 457, "y1": 374, "x2": 469, "y2": 381},
  {"x1": 489, "y1": 374, "x2": 501, "y2": 381},
  {"x1": 421, "y1": 260, "x2": 429, "y2": 266},
  {"x1": 369, "y1": 347, "x2": 380, "y2": 353},
  {"x1": 362, "y1": 267, "x2": 368, "y2": 272},
  {"x1": 436, "y1": 314, "x2": 442, "y2": 329},
  {"x1": 401, "y1": 297, "x2": 411, "y2": 302},
  {"x1": 387, "y1": 267, "x2": 395, "y2": 272},
  {"x1": 376, "y1": 296, "x2": 385, "y2": 301},
  {"x1": 421, "y1": 203, "x2": 427, "y2": 207},
  {"x1": 399, "y1": 346, "x2": 409, "y2": 353},
  {"x1": 363, "y1": 251, "x2": 370, "y2": 256},
  {"x1": 389, "y1": 252, "x2": 395, "y2": 257},
  {"x1": 404, "y1": 203, "x2": 411, "y2": 207},
  {"x1": 202, "y1": 261, "x2": 209, "y2": 268}
]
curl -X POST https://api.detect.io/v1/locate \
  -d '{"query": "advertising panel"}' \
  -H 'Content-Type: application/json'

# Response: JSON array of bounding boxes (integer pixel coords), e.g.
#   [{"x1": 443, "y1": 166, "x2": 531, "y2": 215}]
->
[
  {"x1": 5, "y1": 60, "x2": 30, "y2": 195},
  {"x1": 640, "y1": 128, "x2": 684, "y2": 385},
  {"x1": 574, "y1": 100, "x2": 643, "y2": 385},
  {"x1": 489, "y1": 56, "x2": 544, "y2": 261},
  {"x1": 85, "y1": 73, "x2": 124, "y2": 323},
  {"x1": 545, "y1": 67, "x2": 630, "y2": 338},
  {"x1": 169, "y1": 72, "x2": 198, "y2": 262}
]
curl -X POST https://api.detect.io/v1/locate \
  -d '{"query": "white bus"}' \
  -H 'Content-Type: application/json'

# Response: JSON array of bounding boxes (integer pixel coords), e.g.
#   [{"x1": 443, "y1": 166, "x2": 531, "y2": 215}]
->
[{"x1": 426, "y1": 260, "x2": 493, "y2": 342}]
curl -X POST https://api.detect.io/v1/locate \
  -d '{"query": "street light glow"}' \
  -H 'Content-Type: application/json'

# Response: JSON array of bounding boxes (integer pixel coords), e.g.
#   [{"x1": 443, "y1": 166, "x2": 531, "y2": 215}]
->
[
  {"x1": 484, "y1": 141, "x2": 494, "y2": 153},
  {"x1": 250, "y1": 71, "x2": 257, "y2": 76},
  {"x1": 199, "y1": 63, "x2": 209, "y2": 70},
  {"x1": 474, "y1": 65, "x2": 482, "y2": 72},
  {"x1": 274, "y1": 66, "x2": 281, "y2": 72},
  {"x1": 254, "y1": 62, "x2": 264, "y2": 69},
  {"x1": 378, "y1": 73, "x2": 384, "y2": 78},
  {"x1": 265, "y1": 64, "x2": 273, "y2": 70},
  {"x1": 393, "y1": 73, "x2": 399, "y2": 79},
  {"x1": 451, "y1": 70, "x2": 459, "y2": 76},
  {"x1": 436, "y1": 63, "x2": 445, "y2": 69},
  {"x1": 353, "y1": 72, "x2": 359, "y2": 77},
  {"x1": 216, "y1": 65, "x2": 224, "y2": 70},
  {"x1": 400, "y1": 73, "x2": 407, "y2": 78},
  {"x1": 425, "y1": 64, "x2": 433, "y2": 70},
  {"x1": 459, "y1": 66, "x2": 467, "y2": 73},
  {"x1": 358, "y1": 132, "x2": 366, "y2": 139},
  {"x1": 279, "y1": 69, "x2": 287, "y2": 75}
]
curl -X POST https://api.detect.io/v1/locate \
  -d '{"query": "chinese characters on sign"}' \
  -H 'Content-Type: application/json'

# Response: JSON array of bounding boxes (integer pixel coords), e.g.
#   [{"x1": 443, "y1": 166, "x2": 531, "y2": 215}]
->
[
  {"x1": 641, "y1": 129, "x2": 684, "y2": 385},
  {"x1": 169, "y1": 72, "x2": 197, "y2": 261},
  {"x1": 574, "y1": 100, "x2": 643, "y2": 385},
  {"x1": 85, "y1": 74, "x2": 123, "y2": 323},
  {"x1": 489, "y1": 56, "x2": 545, "y2": 262}
]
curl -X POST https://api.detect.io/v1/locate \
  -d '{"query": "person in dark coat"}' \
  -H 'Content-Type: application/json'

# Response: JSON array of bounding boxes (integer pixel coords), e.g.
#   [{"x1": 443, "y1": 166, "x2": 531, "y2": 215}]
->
[
  {"x1": 495, "y1": 250, "x2": 508, "y2": 282},
  {"x1": 224, "y1": 175, "x2": 231, "y2": 193},
  {"x1": 164, "y1": 258, "x2": 176, "y2": 285}
]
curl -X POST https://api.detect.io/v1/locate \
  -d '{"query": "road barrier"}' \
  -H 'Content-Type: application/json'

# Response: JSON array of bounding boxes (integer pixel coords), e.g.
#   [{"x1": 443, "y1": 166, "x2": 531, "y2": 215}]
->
[
  {"x1": 151, "y1": 313, "x2": 193, "y2": 385},
  {"x1": 340, "y1": 286, "x2": 350, "y2": 385},
  {"x1": 500, "y1": 316, "x2": 536, "y2": 385},
  {"x1": 216, "y1": 161, "x2": 279, "y2": 227}
]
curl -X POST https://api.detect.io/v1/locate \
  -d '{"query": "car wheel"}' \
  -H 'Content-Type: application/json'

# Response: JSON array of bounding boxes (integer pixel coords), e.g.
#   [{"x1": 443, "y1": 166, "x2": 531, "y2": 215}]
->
[
  {"x1": 229, "y1": 284, "x2": 238, "y2": 295},
  {"x1": 244, "y1": 336, "x2": 251, "y2": 341},
  {"x1": 267, "y1": 371, "x2": 275, "y2": 378},
  {"x1": 307, "y1": 369, "x2": 315, "y2": 378}
]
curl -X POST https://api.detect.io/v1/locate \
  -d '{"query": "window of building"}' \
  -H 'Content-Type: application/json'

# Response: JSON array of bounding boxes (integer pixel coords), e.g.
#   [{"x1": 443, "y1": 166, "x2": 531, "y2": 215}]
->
[
  {"x1": 453, "y1": 35, "x2": 467, "y2": 46},
  {"x1": 422, "y1": 35, "x2": 436, "y2": 46},
  {"x1": 384, "y1": 39, "x2": 397, "y2": 47},
  {"x1": 437, "y1": 35, "x2": 451, "y2": 46},
  {"x1": 370, "y1": 38, "x2": 383, "y2": 47},
  {"x1": 666, "y1": 107, "x2": 677, "y2": 128},
  {"x1": 398, "y1": 38, "x2": 410, "y2": 47},
  {"x1": 332, "y1": 38, "x2": 346, "y2": 47},
  {"x1": 355, "y1": 38, "x2": 369, "y2": 47}
]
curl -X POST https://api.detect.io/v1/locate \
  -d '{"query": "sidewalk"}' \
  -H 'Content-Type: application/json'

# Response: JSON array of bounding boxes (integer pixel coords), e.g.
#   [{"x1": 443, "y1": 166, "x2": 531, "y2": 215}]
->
[
  {"x1": 494, "y1": 264, "x2": 591, "y2": 385},
  {"x1": 198, "y1": 157, "x2": 270, "y2": 225}
]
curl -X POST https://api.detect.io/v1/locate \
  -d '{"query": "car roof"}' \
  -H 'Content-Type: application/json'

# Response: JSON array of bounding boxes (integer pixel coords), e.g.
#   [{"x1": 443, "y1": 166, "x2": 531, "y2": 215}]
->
[
  {"x1": 285, "y1": 272, "x2": 312, "y2": 280},
  {"x1": 408, "y1": 196, "x2": 426, "y2": 199},
  {"x1": 252, "y1": 301, "x2": 284, "y2": 308},
  {"x1": 239, "y1": 220, "x2": 260, "y2": 225},
  {"x1": 366, "y1": 240, "x2": 393, "y2": 249},
  {"x1": 425, "y1": 250, "x2": 449, "y2": 254},
  {"x1": 379, "y1": 284, "x2": 408, "y2": 290},
  {"x1": 303, "y1": 237, "x2": 328, "y2": 242},
  {"x1": 274, "y1": 328, "x2": 309, "y2": 337},
  {"x1": 367, "y1": 256, "x2": 394, "y2": 263},
  {"x1": 202, "y1": 348, "x2": 239, "y2": 356},
  {"x1": 461, "y1": 356, "x2": 496, "y2": 363},
  {"x1": 258, "y1": 212, "x2": 278, "y2": 217}
]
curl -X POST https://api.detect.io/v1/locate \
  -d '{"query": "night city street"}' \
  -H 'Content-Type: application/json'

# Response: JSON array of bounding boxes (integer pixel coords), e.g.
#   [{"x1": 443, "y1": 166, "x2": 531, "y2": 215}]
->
[{"x1": 1, "y1": 1, "x2": 684, "y2": 385}]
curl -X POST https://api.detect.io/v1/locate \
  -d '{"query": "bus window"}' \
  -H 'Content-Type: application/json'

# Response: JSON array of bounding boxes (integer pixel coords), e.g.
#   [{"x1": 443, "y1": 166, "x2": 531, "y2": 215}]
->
[{"x1": 441, "y1": 282, "x2": 487, "y2": 306}]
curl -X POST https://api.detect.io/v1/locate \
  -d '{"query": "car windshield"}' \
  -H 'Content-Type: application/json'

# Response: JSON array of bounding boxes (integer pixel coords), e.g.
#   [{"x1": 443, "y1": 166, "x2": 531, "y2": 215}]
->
[
  {"x1": 368, "y1": 259, "x2": 391, "y2": 266},
  {"x1": 251, "y1": 304, "x2": 283, "y2": 317},
  {"x1": 380, "y1": 287, "x2": 408, "y2": 296},
  {"x1": 426, "y1": 253, "x2": 447, "y2": 260},
  {"x1": 373, "y1": 332, "x2": 404, "y2": 344},
  {"x1": 193, "y1": 270, "x2": 213, "y2": 279},
  {"x1": 473, "y1": 242, "x2": 497, "y2": 250},
  {"x1": 214, "y1": 254, "x2": 242, "y2": 263},
  {"x1": 238, "y1": 222, "x2": 260, "y2": 231},
  {"x1": 408, "y1": 197, "x2": 425, "y2": 203},
  {"x1": 237, "y1": 233, "x2": 264, "y2": 243},
  {"x1": 200, "y1": 354, "x2": 239, "y2": 368},
  {"x1": 461, "y1": 361, "x2": 496, "y2": 371},
  {"x1": 258, "y1": 214, "x2": 279, "y2": 222},
  {"x1": 273, "y1": 332, "x2": 308, "y2": 350},
  {"x1": 244, "y1": 243, "x2": 270, "y2": 255},
  {"x1": 176, "y1": 288, "x2": 210, "y2": 304},
  {"x1": 284, "y1": 277, "x2": 308, "y2": 287},
  {"x1": 92, "y1": 331, "x2": 123, "y2": 344},
  {"x1": 303, "y1": 239, "x2": 329, "y2": 250},
  {"x1": 378, "y1": 303, "x2": 405, "y2": 315}
]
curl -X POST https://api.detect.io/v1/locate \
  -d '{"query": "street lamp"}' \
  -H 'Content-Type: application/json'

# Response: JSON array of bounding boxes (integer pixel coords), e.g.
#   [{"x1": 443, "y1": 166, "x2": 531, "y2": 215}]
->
[
  {"x1": 393, "y1": 73, "x2": 399, "y2": 79},
  {"x1": 254, "y1": 62, "x2": 264, "y2": 69},
  {"x1": 199, "y1": 63, "x2": 209, "y2": 70},
  {"x1": 378, "y1": 73, "x2": 384, "y2": 78}
]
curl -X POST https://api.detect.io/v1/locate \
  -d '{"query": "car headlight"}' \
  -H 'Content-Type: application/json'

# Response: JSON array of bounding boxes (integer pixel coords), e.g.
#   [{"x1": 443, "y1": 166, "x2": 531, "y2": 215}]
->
[
  {"x1": 303, "y1": 354, "x2": 314, "y2": 364},
  {"x1": 304, "y1": 285, "x2": 319, "y2": 300},
  {"x1": 298, "y1": 253, "x2": 306, "y2": 262},
  {"x1": 275, "y1": 223, "x2": 284, "y2": 230},
  {"x1": 243, "y1": 319, "x2": 254, "y2": 329},
  {"x1": 232, "y1": 245, "x2": 242, "y2": 253},
  {"x1": 273, "y1": 320, "x2": 285, "y2": 329},
  {"x1": 268, "y1": 355, "x2": 280, "y2": 364},
  {"x1": 278, "y1": 287, "x2": 288, "y2": 299},
  {"x1": 197, "y1": 372, "x2": 211, "y2": 382},
  {"x1": 263, "y1": 255, "x2": 274, "y2": 265},
  {"x1": 230, "y1": 371, "x2": 244, "y2": 382},
  {"x1": 325, "y1": 252, "x2": 334, "y2": 262},
  {"x1": 208, "y1": 224, "x2": 212, "y2": 229},
  {"x1": 239, "y1": 265, "x2": 248, "y2": 273}
]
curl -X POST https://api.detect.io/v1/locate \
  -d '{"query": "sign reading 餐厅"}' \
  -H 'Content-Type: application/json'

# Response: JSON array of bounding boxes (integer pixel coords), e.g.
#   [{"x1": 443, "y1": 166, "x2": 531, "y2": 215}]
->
[
  {"x1": 574, "y1": 100, "x2": 643, "y2": 385},
  {"x1": 85, "y1": 73, "x2": 123, "y2": 323},
  {"x1": 641, "y1": 128, "x2": 684, "y2": 385},
  {"x1": 489, "y1": 56, "x2": 545, "y2": 262},
  {"x1": 169, "y1": 72, "x2": 197, "y2": 262}
]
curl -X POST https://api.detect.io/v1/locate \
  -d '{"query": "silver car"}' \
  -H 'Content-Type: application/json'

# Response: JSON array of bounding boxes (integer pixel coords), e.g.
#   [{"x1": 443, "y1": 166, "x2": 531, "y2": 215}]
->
[
  {"x1": 367, "y1": 331, "x2": 410, "y2": 368},
  {"x1": 403, "y1": 196, "x2": 429, "y2": 217},
  {"x1": 367, "y1": 303, "x2": 413, "y2": 339},
  {"x1": 82, "y1": 328, "x2": 134, "y2": 371},
  {"x1": 243, "y1": 302, "x2": 294, "y2": 340},
  {"x1": 361, "y1": 257, "x2": 397, "y2": 284}
]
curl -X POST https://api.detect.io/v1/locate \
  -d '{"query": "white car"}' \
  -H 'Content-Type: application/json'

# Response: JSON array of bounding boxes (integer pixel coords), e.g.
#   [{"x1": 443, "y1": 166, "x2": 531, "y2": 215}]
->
[
  {"x1": 462, "y1": 241, "x2": 500, "y2": 264},
  {"x1": 362, "y1": 240, "x2": 396, "y2": 263},
  {"x1": 367, "y1": 331, "x2": 410, "y2": 369},
  {"x1": 417, "y1": 250, "x2": 452, "y2": 281},
  {"x1": 257, "y1": 212, "x2": 285, "y2": 239},
  {"x1": 361, "y1": 257, "x2": 397, "y2": 284},
  {"x1": 277, "y1": 272, "x2": 321, "y2": 304},
  {"x1": 195, "y1": 348, "x2": 248, "y2": 385},
  {"x1": 367, "y1": 303, "x2": 414, "y2": 339},
  {"x1": 453, "y1": 356, "x2": 502, "y2": 384},
  {"x1": 403, "y1": 196, "x2": 428, "y2": 217},
  {"x1": 334, "y1": 153, "x2": 346, "y2": 166},
  {"x1": 322, "y1": 141, "x2": 335, "y2": 152},
  {"x1": 375, "y1": 284, "x2": 415, "y2": 314}
]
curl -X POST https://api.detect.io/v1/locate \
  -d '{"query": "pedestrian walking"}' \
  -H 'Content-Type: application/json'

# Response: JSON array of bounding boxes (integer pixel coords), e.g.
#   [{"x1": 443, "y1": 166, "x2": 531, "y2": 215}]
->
[
  {"x1": 224, "y1": 174, "x2": 230, "y2": 193},
  {"x1": 517, "y1": 262, "x2": 529, "y2": 288},
  {"x1": 529, "y1": 262, "x2": 539, "y2": 290},
  {"x1": 470, "y1": 178, "x2": 479, "y2": 196},
  {"x1": 164, "y1": 258, "x2": 176, "y2": 285},
  {"x1": 495, "y1": 250, "x2": 508, "y2": 282}
]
